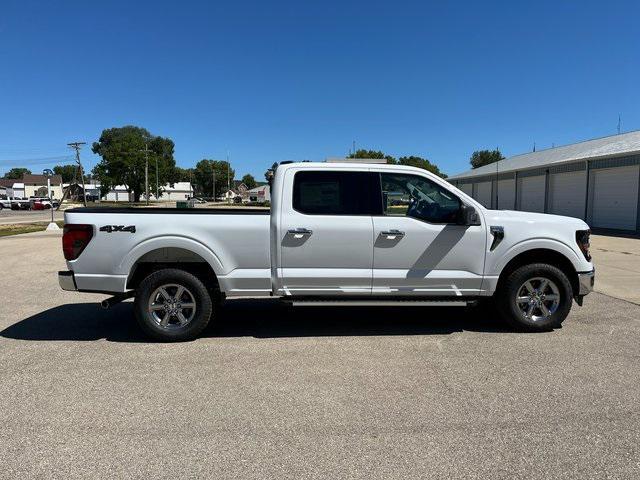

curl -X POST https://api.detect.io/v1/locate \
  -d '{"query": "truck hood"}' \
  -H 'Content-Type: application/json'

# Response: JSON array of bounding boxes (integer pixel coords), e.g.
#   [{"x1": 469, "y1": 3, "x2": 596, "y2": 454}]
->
[{"x1": 483, "y1": 209, "x2": 590, "y2": 231}]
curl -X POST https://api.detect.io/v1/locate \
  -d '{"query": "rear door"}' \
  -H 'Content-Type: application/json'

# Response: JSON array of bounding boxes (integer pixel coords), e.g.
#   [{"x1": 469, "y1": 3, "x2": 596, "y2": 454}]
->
[
  {"x1": 372, "y1": 171, "x2": 486, "y2": 296},
  {"x1": 276, "y1": 168, "x2": 377, "y2": 296}
]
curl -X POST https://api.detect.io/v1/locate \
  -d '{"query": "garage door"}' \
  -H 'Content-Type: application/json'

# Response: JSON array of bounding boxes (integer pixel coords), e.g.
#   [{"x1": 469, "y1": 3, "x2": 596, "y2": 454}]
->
[
  {"x1": 549, "y1": 170, "x2": 586, "y2": 219},
  {"x1": 589, "y1": 165, "x2": 639, "y2": 230},
  {"x1": 518, "y1": 175, "x2": 546, "y2": 213},
  {"x1": 474, "y1": 181, "x2": 492, "y2": 208},
  {"x1": 496, "y1": 178, "x2": 516, "y2": 210},
  {"x1": 458, "y1": 183, "x2": 473, "y2": 197}
]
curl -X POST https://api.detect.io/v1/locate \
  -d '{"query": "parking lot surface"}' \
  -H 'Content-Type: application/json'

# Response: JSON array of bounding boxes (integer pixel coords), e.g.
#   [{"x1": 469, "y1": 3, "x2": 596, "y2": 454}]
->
[
  {"x1": 0, "y1": 208, "x2": 64, "y2": 224},
  {"x1": 1, "y1": 232, "x2": 639, "y2": 479}
]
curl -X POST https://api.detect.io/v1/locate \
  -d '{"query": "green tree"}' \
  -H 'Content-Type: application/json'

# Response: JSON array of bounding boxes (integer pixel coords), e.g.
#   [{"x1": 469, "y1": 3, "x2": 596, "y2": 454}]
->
[
  {"x1": 348, "y1": 149, "x2": 397, "y2": 164},
  {"x1": 470, "y1": 149, "x2": 505, "y2": 169},
  {"x1": 241, "y1": 174, "x2": 257, "y2": 189},
  {"x1": 3, "y1": 167, "x2": 31, "y2": 179},
  {"x1": 53, "y1": 164, "x2": 79, "y2": 183},
  {"x1": 91, "y1": 125, "x2": 177, "y2": 201},
  {"x1": 398, "y1": 156, "x2": 447, "y2": 178},
  {"x1": 175, "y1": 167, "x2": 195, "y2": 183},
  {"x1": 193, "y1": 159, "x2": 235, "y2": 198}
]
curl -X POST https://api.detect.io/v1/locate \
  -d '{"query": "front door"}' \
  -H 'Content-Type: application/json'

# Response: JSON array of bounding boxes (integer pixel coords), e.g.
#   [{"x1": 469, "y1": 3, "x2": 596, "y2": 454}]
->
[
  {"x1": 372, "y1": 172, "x2": 486, "y2": 296},
  {"x1": 277, "y1": 169, "x2": 377, "y2": 296}
]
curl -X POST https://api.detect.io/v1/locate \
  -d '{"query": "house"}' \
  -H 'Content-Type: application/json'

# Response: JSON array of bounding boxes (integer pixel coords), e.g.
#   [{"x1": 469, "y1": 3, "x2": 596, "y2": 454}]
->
[
  {"x1": 0, "y1": 179, "x2": 12, "y2": 198},
  {"x1": 22, "y1": 174, "x2": 64, "y2": 199},
  {"x1": 449, "y1": 130, "x2": 640, "y2": 233},
  {"x1": 244, "y1": 185, "x2": 270, "y2": 203},
  {"x1": 62, "y1": 183, "x2": 102, "y2": 201},
  {"x1": 0, "y1": 178, "x2": 27, "y2": 198},
  {"x1": 141, "y1": 182, "x2": 194, "y2": 201},
  {"x1": 103, "y1": 185, "x2": 134, "y2": 202},
  {"x1": 11, "y1": 182, "x2": 25, "y2": 198}
]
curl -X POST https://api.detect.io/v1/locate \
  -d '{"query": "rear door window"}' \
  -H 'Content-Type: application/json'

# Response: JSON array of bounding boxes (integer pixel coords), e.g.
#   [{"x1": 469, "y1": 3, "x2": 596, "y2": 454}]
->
[{"x1": 293, "y1": 171, "x2": 380, "y2": 215}]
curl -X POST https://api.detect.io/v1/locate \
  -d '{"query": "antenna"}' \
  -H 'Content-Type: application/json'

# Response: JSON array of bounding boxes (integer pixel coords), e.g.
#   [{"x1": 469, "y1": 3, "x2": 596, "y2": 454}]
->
[{"x1": 618, "y1": 114, "x2": 622, "y2": 134}]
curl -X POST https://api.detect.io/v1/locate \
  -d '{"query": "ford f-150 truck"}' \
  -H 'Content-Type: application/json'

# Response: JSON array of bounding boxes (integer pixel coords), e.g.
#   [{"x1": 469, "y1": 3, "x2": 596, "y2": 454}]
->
[{"x1": 59, "y1": 161, "x2": 595, "y2": 341}]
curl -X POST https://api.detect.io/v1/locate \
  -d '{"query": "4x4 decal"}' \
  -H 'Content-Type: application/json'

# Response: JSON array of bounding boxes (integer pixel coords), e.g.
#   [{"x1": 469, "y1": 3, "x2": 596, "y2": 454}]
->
[{"x1": 99, "y1": 225, "x2": 136, "y2": 233}]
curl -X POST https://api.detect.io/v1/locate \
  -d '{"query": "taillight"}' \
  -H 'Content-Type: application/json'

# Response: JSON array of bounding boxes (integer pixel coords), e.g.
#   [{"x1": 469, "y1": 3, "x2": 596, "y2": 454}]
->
[
  {"x1": 576, "y1": 229, "x2": 591, "y2": 261},
  {"x1": 63, "y1": 224, "x2": 93, "y2": 260}
]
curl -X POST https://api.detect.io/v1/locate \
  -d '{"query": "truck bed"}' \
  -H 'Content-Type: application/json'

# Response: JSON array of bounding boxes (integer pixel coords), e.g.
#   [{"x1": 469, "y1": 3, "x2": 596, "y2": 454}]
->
[{"x1": 64, "y1": 207, "x2": 272, "y2": 295}]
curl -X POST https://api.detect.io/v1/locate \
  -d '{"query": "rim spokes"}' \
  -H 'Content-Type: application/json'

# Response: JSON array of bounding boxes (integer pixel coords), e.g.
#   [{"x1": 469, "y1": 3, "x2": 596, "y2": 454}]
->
[
  {"x1": 516, "y1": 277, "x2": 560, "y2": 321},
  {"x1": 175, "y1": 285, "x2": 185, "y2": 301},
  {"x1": 540, "y1": 303, "x2": 551, "y2": 316},
  {"x1": 525, "y1": 303, "x2": 535, "y2": 319},
  {"x1": 159, "y1": 312, "x2": 170, "y2": 327},
  {"x1": 148, "y1": 283, "x2": 196, "y2": 329},
  {"x1": 538, "y1": 279, "x2": 549, "y2": 292}
]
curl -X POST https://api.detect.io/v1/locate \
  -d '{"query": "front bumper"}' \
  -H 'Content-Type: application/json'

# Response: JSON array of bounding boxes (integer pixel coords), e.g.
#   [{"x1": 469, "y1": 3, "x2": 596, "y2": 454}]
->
[
  {"x1": 577, "y1": 269, "x2": 595, "y2": 296},
  {"x1": 58, "y1": 271, "x2": 77, "y2": 291}
]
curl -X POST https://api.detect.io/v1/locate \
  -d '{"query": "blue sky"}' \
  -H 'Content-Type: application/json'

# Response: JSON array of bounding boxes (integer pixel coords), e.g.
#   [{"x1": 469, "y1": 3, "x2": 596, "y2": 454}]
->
[{"x1": 1, "y1": 0, "x2": 639, "y2": 179}]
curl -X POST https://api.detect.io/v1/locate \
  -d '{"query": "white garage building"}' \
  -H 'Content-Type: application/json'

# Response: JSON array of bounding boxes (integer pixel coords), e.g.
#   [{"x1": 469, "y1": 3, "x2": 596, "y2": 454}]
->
[{"x1": 449, "y1": 131, "x2": 640, "y2": 233}]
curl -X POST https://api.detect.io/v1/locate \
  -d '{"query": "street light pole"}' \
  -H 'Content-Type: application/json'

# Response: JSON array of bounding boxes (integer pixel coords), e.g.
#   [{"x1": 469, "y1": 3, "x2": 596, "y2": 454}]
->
[{"x1": 43, "y1": 169, "x2": 58, "y2": 230}]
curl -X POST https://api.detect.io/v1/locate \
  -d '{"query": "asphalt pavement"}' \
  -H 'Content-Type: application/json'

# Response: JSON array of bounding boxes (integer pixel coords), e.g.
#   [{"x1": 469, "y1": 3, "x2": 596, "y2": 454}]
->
[
  {"x1": 0, "y1": 232, "x2": 638, "y2": 479},
  {"x1": 0, "y1": 208, "x2": 64, "y2": 224}
]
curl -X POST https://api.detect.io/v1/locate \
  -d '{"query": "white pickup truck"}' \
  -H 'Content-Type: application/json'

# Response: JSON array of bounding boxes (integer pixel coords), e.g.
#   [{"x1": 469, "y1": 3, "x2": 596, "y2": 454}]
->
[{"x1": 59, "y1": 161, "x2": 595, "y2": 341}]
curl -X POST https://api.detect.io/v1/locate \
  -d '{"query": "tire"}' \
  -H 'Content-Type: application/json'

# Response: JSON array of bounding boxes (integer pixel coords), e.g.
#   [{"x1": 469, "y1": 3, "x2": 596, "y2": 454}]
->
[
  {"x1": 134, "y1": 268, "x2": 213, "y2": 341},
  {"x1": 495, "y1": 263, "x2": 573, "y2": 332}
]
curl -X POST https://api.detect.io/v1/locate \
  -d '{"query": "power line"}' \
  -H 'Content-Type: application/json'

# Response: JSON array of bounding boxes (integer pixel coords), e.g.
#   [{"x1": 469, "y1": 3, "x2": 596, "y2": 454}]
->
[{"x1": 0, "y1": 155, "x2": 75, "y2": 165}]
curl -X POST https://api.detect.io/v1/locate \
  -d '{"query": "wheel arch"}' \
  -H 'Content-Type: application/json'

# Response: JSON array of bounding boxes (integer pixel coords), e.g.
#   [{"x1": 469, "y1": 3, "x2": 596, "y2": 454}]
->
[
  {"x1": 125, "y1": 245, "x2": 221, "y2": 294},
  {"x1": 495, "y1": 248, "x2": 579, "y2": 296}
]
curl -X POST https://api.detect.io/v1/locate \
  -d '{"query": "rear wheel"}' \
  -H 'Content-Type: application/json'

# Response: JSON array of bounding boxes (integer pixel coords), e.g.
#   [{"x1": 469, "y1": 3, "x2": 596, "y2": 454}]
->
[
  {"x1": 496, "y1": 263, "x2": 573, "y2": 332},
  {"x1": 134, "y1": 268, "x2": 213, "y2": 341}
]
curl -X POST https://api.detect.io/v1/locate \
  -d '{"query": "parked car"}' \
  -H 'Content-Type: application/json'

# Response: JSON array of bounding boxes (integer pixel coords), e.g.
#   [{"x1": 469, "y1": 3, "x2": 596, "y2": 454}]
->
[
  {"x1": 0, "y1": 198, "x2": 11, "y2": 210},
  {"x1": 59, "y1": 161, "x2": 595, "y2": 341},
  {"x1": 10, "y1": 197, "x2": 30, "y2": 210},
  {"x1": 30, "y1": 197, "x2": 52, "y2": 210},
  {"x1": 187, "y1": 197, "x2": 206, "y2": 204}
]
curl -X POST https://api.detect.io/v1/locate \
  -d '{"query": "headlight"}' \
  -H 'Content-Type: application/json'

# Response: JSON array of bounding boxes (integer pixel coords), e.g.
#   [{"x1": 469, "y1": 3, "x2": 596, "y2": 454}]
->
[{"x1": 576, "y1": 230, "x2": 591, "y2": 261}]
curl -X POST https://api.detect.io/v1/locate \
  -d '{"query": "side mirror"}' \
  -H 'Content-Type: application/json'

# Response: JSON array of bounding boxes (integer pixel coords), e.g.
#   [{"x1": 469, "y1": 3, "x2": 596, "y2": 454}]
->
[{"x1": 457, "y1": 204, "x2": 480, "y2": 226}]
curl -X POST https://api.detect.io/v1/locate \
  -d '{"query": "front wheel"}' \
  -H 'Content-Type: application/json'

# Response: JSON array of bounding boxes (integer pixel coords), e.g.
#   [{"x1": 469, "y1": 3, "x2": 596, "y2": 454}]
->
[
  {"x1": 495, "y1": 263, "x2": 573, "y2": 332},
  {"x1": 134, "y1": 268, "x2": 213, "y2": 341}
]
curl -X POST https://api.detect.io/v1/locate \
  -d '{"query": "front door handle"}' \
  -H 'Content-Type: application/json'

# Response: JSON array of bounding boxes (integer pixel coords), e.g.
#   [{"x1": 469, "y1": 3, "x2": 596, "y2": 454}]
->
[
  {"x1": 287, "y1": 228, "x2": 313, "y2": 238},
  {"x1": 381, "y1": 229, "x2": 405, "y2": 239}
]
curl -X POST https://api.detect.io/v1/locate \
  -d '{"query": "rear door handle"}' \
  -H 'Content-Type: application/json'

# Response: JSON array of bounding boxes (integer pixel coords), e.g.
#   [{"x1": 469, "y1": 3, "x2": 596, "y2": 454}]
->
[
  {"x1": 381, "y1": 229, "x2": 405, "y2": 239},
  {"x1": 287, "y1": 228, "x2": 313, "y2": 238}
]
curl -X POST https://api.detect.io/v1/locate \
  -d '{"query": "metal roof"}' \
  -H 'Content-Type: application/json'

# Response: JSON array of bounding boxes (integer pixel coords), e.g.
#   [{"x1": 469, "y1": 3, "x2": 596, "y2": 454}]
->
[{"x1": 450, "y1": 130, "x2": 640, "y2": 181}]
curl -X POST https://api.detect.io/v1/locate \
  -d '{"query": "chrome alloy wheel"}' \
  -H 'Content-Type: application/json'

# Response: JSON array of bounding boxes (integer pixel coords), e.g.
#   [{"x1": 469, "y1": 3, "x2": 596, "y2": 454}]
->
[
  {"x1": 148, "y1": 284, "x2": 197, "y2": 329},
  {"x1": 515, "y1": 277, "x2": 560, "y2": 322}
]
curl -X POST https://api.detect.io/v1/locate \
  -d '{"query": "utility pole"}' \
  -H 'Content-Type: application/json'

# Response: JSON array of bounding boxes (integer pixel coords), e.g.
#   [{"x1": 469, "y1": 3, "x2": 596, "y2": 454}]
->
[
  {"x1": 211, "y1": 161, "x2": 216, "y2": 200},
  {"x1": 226, "y1": 151, "x2": 230, "y2": 204},
  {"x1": 68, "y1": 142, "x2": 87, "y2": 207},
  {"x1": 155, "y1": 155, "x2": 159, "y2": 200},
  {"x1": 144, "y1": 142, "x2": 149, "y2": 205}
]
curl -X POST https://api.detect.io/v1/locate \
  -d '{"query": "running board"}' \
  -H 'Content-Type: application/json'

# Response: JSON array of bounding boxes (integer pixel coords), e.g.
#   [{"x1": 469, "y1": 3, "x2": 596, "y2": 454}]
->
[{"x1": 291, "y1": 299, "x2": 473, "y2": 307}]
